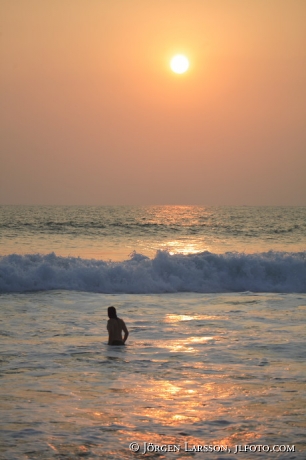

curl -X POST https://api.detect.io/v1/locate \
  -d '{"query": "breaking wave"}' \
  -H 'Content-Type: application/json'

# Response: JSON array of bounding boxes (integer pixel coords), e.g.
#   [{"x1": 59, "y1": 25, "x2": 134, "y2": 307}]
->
[{"x1": 0, "y1": 251, "x2": 305, "y2": 294}]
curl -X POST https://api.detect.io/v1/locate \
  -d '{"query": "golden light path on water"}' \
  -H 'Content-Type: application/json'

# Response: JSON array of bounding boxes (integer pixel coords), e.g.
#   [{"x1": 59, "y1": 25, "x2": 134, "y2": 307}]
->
[
  {"x1": 1, "y1": 286, "x2": 306, "y2": 457},
  {"x1": 1, "y1": 205, "x2": 305, "y2": 261},
  {"x1": 75, "y1": 368, "x2": 260, "y2": 454},
  {"x1": 76, "y1": 346, "x2": 274, "y2": 455},
  {"x1": 86, "y1": 305, "x2": 303, "y2": 456}
]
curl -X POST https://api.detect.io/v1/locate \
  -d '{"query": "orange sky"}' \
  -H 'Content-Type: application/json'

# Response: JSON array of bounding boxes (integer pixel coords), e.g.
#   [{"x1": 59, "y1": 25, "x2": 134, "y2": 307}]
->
[{"x1": 1, "y1": 0, "x2": 305, "y2": 205}]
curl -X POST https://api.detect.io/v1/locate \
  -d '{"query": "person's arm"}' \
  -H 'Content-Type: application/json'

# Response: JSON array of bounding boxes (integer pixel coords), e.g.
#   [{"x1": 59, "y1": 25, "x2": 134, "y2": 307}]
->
[
  {"x1": 107, "y1": 320, "x2": 112, "y2": 344},
  {"x1": 122, "y1": 321, "x2": 129, "y2": 343}
]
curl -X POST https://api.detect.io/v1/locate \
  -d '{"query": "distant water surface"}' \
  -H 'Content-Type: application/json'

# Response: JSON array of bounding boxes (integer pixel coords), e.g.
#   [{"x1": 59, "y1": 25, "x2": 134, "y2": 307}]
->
[
  {"x1": 1, "y1": 206, "x2": 305, "y2": 294},
  {"x1": 1, "y1": 205, "x2": 305, "y2": 260}
]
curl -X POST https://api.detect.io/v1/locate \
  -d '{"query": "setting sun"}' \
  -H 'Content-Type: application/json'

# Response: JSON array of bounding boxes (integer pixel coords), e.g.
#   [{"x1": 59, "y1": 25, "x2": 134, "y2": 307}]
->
[{"x1": 170, "y1": 54, "x2": 189, "y2": 74}]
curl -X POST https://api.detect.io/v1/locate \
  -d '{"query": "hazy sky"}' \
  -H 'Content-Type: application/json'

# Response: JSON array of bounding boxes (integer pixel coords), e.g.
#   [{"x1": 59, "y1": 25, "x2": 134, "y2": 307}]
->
[{"x1": 1, "y1": 0, "x2": 305, "y2": 205}]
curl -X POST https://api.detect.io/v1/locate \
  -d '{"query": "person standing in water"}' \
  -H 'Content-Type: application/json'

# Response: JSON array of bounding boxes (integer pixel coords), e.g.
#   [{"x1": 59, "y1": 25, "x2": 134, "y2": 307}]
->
[{"x1": 107, "y1": 306, "x2": 129, "y2": 345}]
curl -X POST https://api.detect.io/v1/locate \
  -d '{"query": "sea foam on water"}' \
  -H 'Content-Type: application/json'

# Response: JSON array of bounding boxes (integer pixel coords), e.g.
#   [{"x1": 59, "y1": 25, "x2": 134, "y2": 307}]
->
[{"x1": 0, "y1": 250, "x2": 305, "y2": 294}]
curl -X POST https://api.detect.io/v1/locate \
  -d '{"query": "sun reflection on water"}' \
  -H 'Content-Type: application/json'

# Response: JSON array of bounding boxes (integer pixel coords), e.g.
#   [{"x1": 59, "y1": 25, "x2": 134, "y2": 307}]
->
[
  {"x1": 159, "y1": 239, "x2": 211, "y2": 256},
  {"x1": 42, "y1": 331, "x2": 303, "y2": 456},
  {"x1": 107, "y1": 372, "x2": 248, "y2": 443},
  {"x1": 165, "y1": 314, "x2": 227, "y2": 322}
]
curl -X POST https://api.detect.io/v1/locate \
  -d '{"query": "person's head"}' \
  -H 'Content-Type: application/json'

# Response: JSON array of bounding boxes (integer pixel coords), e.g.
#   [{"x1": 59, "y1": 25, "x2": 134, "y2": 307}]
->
[{"x1": 108, "y1": 306, "x2": 118, "y2": 319}]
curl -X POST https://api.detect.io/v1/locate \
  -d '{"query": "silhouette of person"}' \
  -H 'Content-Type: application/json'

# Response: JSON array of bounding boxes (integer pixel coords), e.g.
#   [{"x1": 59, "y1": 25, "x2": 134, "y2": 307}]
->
[{"x1": 107, "y1": 306, "x2": 129, "y2": 345}]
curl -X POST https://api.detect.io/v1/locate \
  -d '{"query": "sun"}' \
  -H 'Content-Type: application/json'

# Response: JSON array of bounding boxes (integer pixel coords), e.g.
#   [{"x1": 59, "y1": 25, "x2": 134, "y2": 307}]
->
[{"x1": 170, "y1": 54, "x2": 189, "y2": 74}]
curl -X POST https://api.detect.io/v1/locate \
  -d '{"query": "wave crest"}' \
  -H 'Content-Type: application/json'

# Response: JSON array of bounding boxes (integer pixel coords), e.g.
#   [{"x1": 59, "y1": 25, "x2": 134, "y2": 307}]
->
[{"x1": 0, "y1": 251, "x2": 305, "y2": 294}]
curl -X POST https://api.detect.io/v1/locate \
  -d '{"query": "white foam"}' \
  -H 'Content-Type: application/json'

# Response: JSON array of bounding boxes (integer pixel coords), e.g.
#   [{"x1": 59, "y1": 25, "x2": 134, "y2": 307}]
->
[{"x1": 0, "y1": 251, "x2": 305, "y2": 294}]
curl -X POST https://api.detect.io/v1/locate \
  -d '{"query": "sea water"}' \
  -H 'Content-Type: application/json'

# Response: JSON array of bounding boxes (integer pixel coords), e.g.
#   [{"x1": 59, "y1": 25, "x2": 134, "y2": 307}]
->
[{"x1": 0, "y1": 206, "x2": 305, "y2": 459}]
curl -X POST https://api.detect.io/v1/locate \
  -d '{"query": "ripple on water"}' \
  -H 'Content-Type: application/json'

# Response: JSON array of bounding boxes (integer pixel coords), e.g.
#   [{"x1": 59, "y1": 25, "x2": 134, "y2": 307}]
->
[{"x1": 0, "y1": 292, "x2": 305, "y2": 458}]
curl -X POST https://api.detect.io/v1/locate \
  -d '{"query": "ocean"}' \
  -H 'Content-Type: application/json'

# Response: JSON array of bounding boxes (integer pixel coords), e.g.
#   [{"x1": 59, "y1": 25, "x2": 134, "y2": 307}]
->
[{"x1": 0, "y1": 205, "x2": 305, "y2": 459}]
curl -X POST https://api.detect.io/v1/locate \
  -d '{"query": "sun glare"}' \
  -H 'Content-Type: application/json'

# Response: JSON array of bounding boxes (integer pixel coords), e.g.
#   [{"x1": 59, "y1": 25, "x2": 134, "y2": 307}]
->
[{"x1": 170, "y1": 54, "x2": 189, "y2": 74}]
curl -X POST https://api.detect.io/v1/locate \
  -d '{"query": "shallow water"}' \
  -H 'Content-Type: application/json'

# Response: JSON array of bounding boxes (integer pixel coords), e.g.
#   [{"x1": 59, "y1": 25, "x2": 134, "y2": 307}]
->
[{"x1": 1, "y1": 291, "x2": 305, "y2": 459}]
